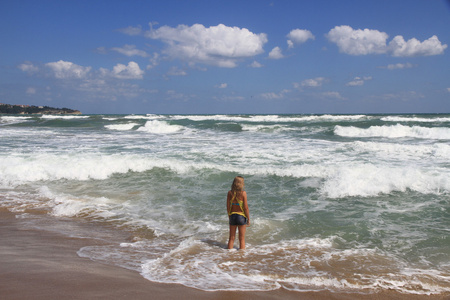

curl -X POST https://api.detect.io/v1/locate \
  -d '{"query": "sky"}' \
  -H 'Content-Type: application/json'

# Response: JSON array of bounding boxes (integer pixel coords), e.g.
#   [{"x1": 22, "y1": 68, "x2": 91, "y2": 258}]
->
[{"x1": 1, "y1": 0, "x2": 449, "y2": 114}]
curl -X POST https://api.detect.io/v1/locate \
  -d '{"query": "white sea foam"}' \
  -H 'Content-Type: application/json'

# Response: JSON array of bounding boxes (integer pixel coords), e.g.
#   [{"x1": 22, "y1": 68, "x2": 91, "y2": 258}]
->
[
  {"x1": 381, "y1": 116, "x2": 450, "y2": 123},
  {"x1": 335, "y1": 124, "x2": 450, "y2": 140},
  {"x1": 138, "y1": 236, "x2": 450, "y2": 294},
  {"x1": 2, "y1": 149, "x2": 448, "y2": 198},
  {"x1": 241, "y1": 124, "x2": 289, "y2": 133},
  {"x1": 0, "y1": 152, "x2": 238, "y2": 188},
  {"x1": 137, "y1": 120, "x2": 183, "y2": 134},
  {"x1": 0, "y1": 116, "x2": 33, "y2": 125},
  {"x1": 105, "y1": 122, "x2": 139, "y2": 130},
  {"x1": 170, "y1": 114, "x2": 368, "y2": 123},
  {"x1": 321, "y1": 163, "x2": 449, "y2": 198},
  {"x1": 0, "y1": 154, "x2": 156, "y2": 186},
  {"x1": 352, "y1": 141, "x2": 450, "y2": 160},
  {"x1": 37, "y1": 186, "x2": 119, "y2": 219},
  {"x1": 124, "y1": 114, "x2": 165, "y2": 120}
]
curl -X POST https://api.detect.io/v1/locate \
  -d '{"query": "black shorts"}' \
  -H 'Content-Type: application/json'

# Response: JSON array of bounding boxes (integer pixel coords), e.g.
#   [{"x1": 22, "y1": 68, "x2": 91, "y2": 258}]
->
[{"x1": 229, "y1": 214, "x2": 247, "y2": 226}]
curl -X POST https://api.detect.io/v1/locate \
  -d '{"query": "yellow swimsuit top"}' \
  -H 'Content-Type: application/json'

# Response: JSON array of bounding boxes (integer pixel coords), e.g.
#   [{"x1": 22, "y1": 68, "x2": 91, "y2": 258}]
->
[{"x1": 228, "y1": 192, "x2": 247, "y2": 218}]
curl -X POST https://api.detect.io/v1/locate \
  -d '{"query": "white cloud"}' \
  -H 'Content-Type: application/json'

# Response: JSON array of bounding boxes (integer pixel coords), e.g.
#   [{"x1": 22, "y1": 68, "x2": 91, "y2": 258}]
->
[
  {"x1": 388, "y1": 35, "x2": 447, "y2": 57},
  {"x1": 167, "y1": 66, "x2": 187, "y2": 76},
  {"x1": 250, "y1": 61, "x2": 263, "y2": 68},
  {"x1": 327, "y1": 25, "x2": 388, "y2": 55},
  {"x1": 111, "y1": 44, "x2": 148, "y2": 57},
  {"x1": 18, "y1": 62, "x2": 39, "y2": 73},
  {"x1": 216, "y1": 83, "x2": 227, "y2": 89},
  {"x1": 78, "y1": 79, "x2": 154, "y2": 101},
  {"x1": 147, "y1": 53, "x2": 160, "y2": 69},
  {"x1": 166, "y1": 90, "x2": 191, "y2": 101},
  {"x1": 118, "y1": 25, "x2": 143, "y2": 36},
  {"x1": 101, "y1": 61, "x2": 144, "y2": 79},
  {"x1": 287, "y1": 29, "x2": 314, "y2": 48},
  {"x1": 213, "y1": 95, "x2": 245, "y2": 102},
  {"x1": 327, "y1": 25, "x2": 447, "y2": 57},
  {"x1": 146, "y1": 23, "x2": 268, "y2": 68},
  {"x1": 382, "y1": 62, "x2": 415, "y2": 70},
  {"x1": 297, "y1": 77, "x2": 327, "y2": 88},
  {"x1": 45, "y1": 60, "x2": 91, "y2": 79},
  {"x1": 346, "y1": 76, "x2": 372, "y2": 86},
  {"x1": 322, "y1": 91, "x2": 346, "y2": 100},
  {"x1": 268, "y1": 47, "x2": 284, "y2": 59},
  {"x1": 447, "y1": 88, "x2": 450, "y2": 93},
  {"x1": 260, "y1": 89, "x2": 290, "y2": 99}
]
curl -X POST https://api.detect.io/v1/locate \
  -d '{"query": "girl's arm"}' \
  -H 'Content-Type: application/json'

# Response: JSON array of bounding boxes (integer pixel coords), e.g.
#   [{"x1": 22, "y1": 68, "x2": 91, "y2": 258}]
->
[
  {"x1": 226, "y1": 191, "x2": 231, "y2": 215},
  {"x1": 242, "y1": 191, "x2": 250, "y2": 226}
]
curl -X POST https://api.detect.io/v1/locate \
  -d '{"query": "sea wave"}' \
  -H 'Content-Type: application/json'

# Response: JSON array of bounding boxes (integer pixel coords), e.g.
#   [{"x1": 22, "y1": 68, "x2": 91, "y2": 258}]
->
[
  {"x1": 335, "y1": 124, "x2": 450, "y2": 140},
  {"x1": 41, "y1": 115, "x2": 90, "y2": 119},
  {"x1": 105, "y1": 122, "x2": 139, "y2": 131},
  {"x1": 381, "y1": 116, "x2": 450, "y2": 123},
  {"x1": 0, "y1": 115, "x2": 34, "y2": 125},
  {"x1": 170, "y1": 114, "x2": 369, "y2": 123},
  {"x1": 136, "y1": 120, "x2": 183, "y2": 134},
  {"x1": 2, "y1": 151, "x2": 448, "y2": 198},
  {"x1": 86, "y1": 235, "x2": 449, "y2": 294}
]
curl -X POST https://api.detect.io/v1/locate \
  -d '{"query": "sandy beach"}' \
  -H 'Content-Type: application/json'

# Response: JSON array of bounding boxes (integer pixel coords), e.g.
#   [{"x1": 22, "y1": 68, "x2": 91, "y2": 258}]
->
[{"x1": 0, "y1": 210, "x2": 448, "y2": 300}]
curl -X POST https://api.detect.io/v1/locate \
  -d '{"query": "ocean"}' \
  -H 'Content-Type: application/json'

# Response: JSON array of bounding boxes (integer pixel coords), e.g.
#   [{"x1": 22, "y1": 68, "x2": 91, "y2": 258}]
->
[{"x1": 0, "y1": 113, "x2": 449, "y2": 295}]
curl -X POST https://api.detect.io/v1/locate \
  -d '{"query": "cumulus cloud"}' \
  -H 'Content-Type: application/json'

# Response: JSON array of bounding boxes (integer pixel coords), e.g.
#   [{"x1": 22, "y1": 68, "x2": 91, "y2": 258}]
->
[
  {"x1": 287, "y1": 29, "x2": 315, "y2": 48},
  {"x1": 327, "y1": 25, "x2": 388, "y2": 55},
  {"x1": 18, "y1": 62, "x2": 39, "y2": 73},
  {"x1": 346, "y1": 76, "x2": 372, "y2": 86},
  {"x1": 45, "y1": 60, "x2": 92, "y2": 79},
  {"x1": 388, "y1": 35, "x2": 447, "y2": 57},
  {"x1": 296, "y1": 77, "x2": 327, "y2": 88},
  {"x1": 111, "y1": 44, "x2": 148, "y2": 57},
  {"x1": 268, "y1": 47, "x2": 284, "y2": 59},
  {"x1": 327, "y1": 25, "x2": 447, "y2": 57},
  {"x1": 101, "y1": 61, "x2": 144, "y2": 79},
  {"x1": 249, "y1": 61, "x2": 263, "y2": 68},
  {"x1": 146, "y1": 23, "x2": 268, "y2": 68}
]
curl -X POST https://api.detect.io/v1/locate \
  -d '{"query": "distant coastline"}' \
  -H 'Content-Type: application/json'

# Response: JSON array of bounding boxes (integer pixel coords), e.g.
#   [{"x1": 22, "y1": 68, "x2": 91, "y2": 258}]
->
[{"x1": 0, "y1": 103, "x2": 81, "y2": 115}]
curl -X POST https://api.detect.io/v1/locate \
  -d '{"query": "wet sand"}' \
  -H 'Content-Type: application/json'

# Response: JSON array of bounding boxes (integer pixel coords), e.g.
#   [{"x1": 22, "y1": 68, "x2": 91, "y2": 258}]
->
[{"x1": 0, "y1": 210, "x2": 448, "y2": 300}]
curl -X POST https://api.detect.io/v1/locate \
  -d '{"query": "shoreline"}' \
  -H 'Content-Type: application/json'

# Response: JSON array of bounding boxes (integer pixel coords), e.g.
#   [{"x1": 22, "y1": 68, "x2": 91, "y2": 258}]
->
[{"x1": 0, "y1": 209, "x2": 448, "y2": 300}]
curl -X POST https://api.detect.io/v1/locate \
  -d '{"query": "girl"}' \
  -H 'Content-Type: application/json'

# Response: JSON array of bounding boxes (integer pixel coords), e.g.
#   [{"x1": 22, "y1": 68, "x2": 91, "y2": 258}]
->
[{"x1": 227, "y1": 176, "x2": 250, "y2": 249}]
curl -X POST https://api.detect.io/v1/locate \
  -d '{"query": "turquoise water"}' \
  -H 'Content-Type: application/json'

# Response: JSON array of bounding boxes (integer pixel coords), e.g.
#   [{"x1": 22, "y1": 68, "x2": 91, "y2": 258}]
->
[{"x1": 0, "y1": 114, "x2": 449, "y2": 294}]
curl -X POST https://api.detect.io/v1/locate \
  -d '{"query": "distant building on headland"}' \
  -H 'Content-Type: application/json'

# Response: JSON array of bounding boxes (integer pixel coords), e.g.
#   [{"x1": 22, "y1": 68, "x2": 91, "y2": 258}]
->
[{"x1": 0, "y1": 103, "x2": 81, "y2": 115}]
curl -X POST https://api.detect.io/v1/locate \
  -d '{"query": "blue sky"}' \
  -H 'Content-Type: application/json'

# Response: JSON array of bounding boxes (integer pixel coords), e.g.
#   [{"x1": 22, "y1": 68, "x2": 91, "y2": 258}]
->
[{"x1": 1, "y1": 0, "x2": 449, "y2": 114}]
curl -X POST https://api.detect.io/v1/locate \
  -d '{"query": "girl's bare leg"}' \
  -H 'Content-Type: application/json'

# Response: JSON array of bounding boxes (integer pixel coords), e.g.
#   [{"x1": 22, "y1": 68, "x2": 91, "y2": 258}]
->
[
  {"x1": 228, "y1": 225, "x2": 237, "y2": 249},
  {"x1": 238, "y1": 225, "x2": 246, "y2": 250}
]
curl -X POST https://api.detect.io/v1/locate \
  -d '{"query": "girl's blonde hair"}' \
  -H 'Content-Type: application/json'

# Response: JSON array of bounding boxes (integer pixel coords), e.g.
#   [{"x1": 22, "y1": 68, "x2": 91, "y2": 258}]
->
[{"x1": 231, "y1": 176, "x2": 245, "y2": 192}]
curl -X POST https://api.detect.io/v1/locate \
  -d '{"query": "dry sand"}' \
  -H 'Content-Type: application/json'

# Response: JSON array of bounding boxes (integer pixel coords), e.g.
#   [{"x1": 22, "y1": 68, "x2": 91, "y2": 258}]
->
[{"x1": 1, "y1": 210, "x2": 448, "y2": 300}]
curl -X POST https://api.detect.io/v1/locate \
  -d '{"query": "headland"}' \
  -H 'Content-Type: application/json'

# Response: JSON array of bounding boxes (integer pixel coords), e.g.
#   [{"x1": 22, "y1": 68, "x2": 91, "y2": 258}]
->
[{"x1": 0, "y1": 103, "x2": 81, "y2": 115}]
